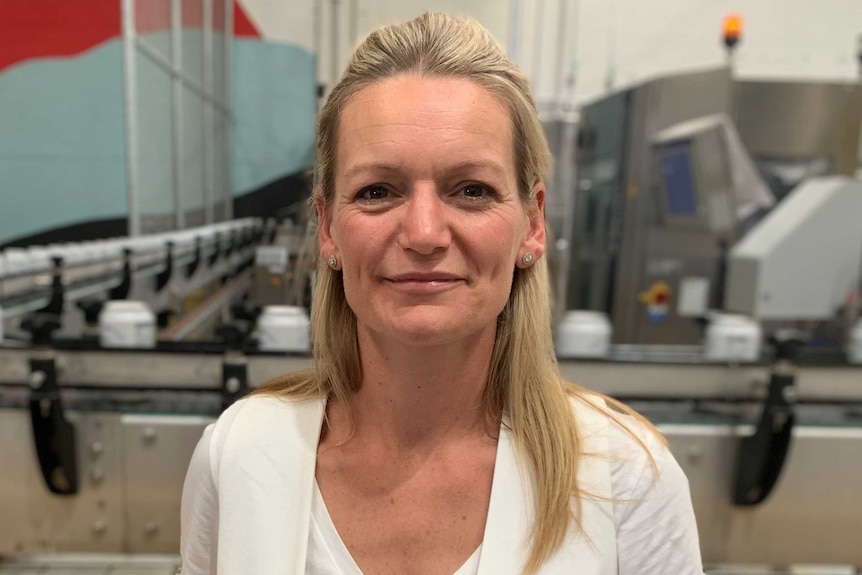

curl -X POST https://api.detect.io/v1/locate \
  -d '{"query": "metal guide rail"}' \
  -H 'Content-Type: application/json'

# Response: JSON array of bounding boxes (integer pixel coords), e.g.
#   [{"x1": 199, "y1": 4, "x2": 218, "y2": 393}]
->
[
  {"x1": 0, "y1": 554, "x2": 180, "y2": 574},
  {"x1": 0, "y1": 219, "x2": 269, "y2": 324},
  {"x1": 1, "y1": 346, "x2": 859, "y2": 402}
]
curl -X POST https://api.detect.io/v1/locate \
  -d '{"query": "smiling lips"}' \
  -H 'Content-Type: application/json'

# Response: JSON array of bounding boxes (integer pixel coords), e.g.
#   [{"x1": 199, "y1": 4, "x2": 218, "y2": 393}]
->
[{"x1": 384, "y1": 272, "x2": 465, "y2": 293}]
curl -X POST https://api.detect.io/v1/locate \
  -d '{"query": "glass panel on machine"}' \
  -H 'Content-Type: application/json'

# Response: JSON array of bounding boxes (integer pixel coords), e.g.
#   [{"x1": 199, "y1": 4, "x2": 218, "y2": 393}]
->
[
  {"x1": 660, "y1": 144, "x2": 699, "y2": 216},
  {"x1": 754, "y1": 157, "x2": 831, "y2": 202}
]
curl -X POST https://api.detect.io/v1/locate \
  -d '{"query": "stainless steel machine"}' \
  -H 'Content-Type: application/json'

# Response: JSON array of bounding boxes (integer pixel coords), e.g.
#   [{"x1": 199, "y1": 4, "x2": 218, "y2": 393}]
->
[{"x1": 565, "y1": 68, "x2": 862, "y2": 347}]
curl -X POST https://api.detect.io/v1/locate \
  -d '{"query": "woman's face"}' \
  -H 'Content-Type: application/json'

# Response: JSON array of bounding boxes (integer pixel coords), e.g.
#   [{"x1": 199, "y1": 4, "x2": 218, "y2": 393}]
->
[{"x1": 318, "y1": 75, "x2": 545, "y2": 348}]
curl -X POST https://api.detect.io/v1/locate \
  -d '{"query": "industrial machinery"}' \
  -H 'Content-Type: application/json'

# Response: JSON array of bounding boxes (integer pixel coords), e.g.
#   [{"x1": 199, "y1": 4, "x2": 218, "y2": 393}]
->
[{"x1": 567, "y1": 68, "x2": 862, "y2": 349}]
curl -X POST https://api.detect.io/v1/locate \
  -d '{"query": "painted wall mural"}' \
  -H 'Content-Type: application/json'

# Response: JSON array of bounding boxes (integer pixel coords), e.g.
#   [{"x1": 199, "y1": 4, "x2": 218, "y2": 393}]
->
[{"x1": 0, "y1": 0, "x2": 316, "y2": 247}]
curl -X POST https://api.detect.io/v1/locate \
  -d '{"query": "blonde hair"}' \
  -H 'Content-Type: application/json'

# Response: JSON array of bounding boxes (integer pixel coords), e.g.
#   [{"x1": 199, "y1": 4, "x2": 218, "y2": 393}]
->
[{"x1": 257, "y1": 12, "x2": 658, "y2": 572}]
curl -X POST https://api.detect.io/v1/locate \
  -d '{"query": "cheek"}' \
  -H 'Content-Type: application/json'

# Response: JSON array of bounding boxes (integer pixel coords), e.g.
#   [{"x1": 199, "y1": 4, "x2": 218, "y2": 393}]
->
[{"x1": 479, "y1": 219, "x2": 524, "y2": 267}]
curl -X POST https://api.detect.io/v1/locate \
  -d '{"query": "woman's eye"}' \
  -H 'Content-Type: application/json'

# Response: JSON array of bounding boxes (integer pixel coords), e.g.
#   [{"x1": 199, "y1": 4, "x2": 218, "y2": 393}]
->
[
  {"x1": 359, "y1": 185, "x2": 388, "y2": 200},
  {"x1": 462, "y1": 184, "x2": 493, "y2": 200}
]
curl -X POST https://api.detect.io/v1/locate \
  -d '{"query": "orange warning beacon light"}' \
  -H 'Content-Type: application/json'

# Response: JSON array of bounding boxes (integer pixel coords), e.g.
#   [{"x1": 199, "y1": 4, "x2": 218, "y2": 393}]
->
[{"x1": 723, "y1": 13, "x2": 743, "y2": 50}]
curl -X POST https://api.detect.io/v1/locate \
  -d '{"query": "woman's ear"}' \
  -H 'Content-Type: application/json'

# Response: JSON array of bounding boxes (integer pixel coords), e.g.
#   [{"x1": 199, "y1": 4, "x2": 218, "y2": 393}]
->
[
  {"x1": 519, "y1": 183, "x2": 547, "y2": 266},
  {"x1": 315, "y1": 189, "x2": 337, "y2": 259}
]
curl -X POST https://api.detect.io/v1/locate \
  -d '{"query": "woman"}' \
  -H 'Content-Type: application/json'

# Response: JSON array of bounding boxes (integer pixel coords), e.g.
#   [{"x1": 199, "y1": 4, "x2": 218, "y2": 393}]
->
[{"x1": 181, "y1": 12, "x2": 704, "y2": 575}]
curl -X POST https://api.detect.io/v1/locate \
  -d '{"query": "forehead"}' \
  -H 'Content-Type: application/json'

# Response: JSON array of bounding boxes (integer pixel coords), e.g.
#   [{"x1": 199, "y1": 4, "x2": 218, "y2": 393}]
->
[{"x1": 335, "y1": 75, "x2": 514, "y2": 180}]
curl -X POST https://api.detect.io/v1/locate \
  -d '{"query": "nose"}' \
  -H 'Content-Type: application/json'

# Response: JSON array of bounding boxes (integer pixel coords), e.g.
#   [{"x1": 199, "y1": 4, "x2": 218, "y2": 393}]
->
[{"x1": 398, "y1": 185, "x2": 451, "y2": 255}]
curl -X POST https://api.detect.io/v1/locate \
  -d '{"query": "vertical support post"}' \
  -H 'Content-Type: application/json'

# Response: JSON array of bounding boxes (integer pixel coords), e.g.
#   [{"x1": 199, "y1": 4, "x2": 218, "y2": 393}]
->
[
  {"x1": 531, "y1": 0, "x2": 545, "y2": 90},
  {"x1": 224, "y1": 0, "x2": 234, "y2": 220},
  {"x1": 331, "y1": 0, "x2": 343, "y2": 86},
  {"x1": 552, "y1": 0, "x2": 570, "y2": 111},
  {"x1": 349, "y1": 0, "x2": 359, "y2": 47},
  {"x1": 203, "y1": 0, "x2": 214, "y2": 225},
  {"x1": 555, "y1": 117, "x2": 578, "y2": 321},
  {"x1": 553, "y1": 0, "x2": 580, "y2": 323},
  {"x1": 508, "y1": 0, "x2": 522, "y2": 65},
  {"x1": 171, "y1": 0, "x2": 185, "y2": 230},
  {"x1": 122, "y1": 0, "x2": 141, "y2": 237},
  {"x1": 854, "y1": 42, "x2": 862, "y2": 339}
]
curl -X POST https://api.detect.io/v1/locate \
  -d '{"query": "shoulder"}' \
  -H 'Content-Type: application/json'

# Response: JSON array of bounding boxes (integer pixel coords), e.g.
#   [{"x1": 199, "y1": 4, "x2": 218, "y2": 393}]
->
[
  {"x1": 567, "y1": 391, "x2": 667, "y2": 471},
  {"x1": 567, "y1": 393, "x2": 704, "y2": 573},
  {"x1": 567, "y1": 391, "x2": 684, "y2": 500},
  {"x1": 207, "y1": 394, "x2": 325, "y2": 482}
]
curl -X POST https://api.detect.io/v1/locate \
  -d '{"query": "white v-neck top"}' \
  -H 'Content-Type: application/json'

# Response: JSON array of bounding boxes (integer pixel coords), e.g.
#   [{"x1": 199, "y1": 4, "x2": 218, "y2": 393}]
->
[
  {"x1": 307, "y1": 481, "x2": 482, "y2": 575},
  {"x1": 180, "y1": 395, "x2": 705, "y2": 574}
]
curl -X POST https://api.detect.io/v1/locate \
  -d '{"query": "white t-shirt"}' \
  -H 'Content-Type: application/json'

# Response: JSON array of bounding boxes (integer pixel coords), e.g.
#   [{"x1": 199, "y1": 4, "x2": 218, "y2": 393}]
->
[{"x1": 181, "y1": 403, "x2": 704, "y2": 575}]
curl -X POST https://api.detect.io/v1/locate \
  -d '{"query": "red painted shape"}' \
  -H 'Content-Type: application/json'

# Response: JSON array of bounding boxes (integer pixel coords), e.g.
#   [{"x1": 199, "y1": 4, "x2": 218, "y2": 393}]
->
[
  {"x1": 0, "y1": 0, "x2": 121, "y2": 73},
  {"x1": 182, "y1": 0, "x2": 203, "y2": 28},
  {"x1": 234, "y1": 1, "x2": 261, "y2": 38},
  {"x1": 135, "y1": 0, "x2": 171, "y2": 35},
  {"x1": 213, "y1": 0, "x2": 226, "y2": 31}
]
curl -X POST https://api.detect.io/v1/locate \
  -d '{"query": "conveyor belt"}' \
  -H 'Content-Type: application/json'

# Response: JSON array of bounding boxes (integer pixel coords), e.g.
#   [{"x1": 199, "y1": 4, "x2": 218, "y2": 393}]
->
[
  {"x1": 0, "y1": 555, "x2": 180, "y2": 574},
  {"x1": 705, "y1": 567, "x2": 857, "y2": 574}
]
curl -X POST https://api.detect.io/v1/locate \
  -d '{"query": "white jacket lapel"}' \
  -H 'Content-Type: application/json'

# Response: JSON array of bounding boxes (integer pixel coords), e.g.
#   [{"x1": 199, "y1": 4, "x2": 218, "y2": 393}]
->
[
  {"x1": 476, "y1": 423, "x2": 534, "y2": 575},
  {"x1": 477, "y1": 399, "x2": 618, "y2": 574},
  {"x1": 217, "y1": 396, "x2": 325, "y2": 575}
]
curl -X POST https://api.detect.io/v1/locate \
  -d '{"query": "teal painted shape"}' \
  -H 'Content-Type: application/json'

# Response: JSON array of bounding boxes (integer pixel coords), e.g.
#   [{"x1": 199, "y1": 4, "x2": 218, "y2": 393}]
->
[
  {"x1": 0, "y1": 40, "x2": 127, "y2": 245},
  {"x1": 232, "y1": 39, "x2": 316, "y2": 197},
  {"x1": 0, "y1": 36, "x2": 316, "y2": 246}
]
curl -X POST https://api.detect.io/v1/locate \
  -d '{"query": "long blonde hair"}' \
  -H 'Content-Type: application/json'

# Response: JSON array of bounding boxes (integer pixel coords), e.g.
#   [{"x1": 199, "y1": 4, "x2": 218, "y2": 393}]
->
[{"x1": 257, "y1": 12, "x2": 657, "y2": 572}]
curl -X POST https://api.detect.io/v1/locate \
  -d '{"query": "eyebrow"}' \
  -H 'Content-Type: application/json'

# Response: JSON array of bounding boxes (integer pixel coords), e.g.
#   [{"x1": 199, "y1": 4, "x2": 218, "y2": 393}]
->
[{"x1": 342, "y1": 160, "x2": 508, "y2": 180}]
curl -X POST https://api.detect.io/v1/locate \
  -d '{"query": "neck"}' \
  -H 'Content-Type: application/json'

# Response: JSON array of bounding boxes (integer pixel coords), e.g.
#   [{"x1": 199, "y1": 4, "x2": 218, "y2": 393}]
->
[{"x1": 327, "y1": 326, "x2": 499, "y2": 450}]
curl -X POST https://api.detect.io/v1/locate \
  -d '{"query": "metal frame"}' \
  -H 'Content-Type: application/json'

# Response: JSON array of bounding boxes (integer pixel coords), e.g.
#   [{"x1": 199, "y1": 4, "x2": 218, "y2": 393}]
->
[
  {"x1": 223, "y1": 0, "x2": 234, "y2": 220},
  {"x1": 170, "y1": 0, "x2": 185, "y2": 230},
  {"x1": 121, "y1": 0, "x2": 234, "y2": 235},
  {"x1": 0, "y1": 349, "x2": 858, "y2": 401},
  {"x1": 121, "y1": 0, "x2": 140, "y2": 237},
  {"x1": 202, "y1": 0, "x2": 214, "y2": 226}
]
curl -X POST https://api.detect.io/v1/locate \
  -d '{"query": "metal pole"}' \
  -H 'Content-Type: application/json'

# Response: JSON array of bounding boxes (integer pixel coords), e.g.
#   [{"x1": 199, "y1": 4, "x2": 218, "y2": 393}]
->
[
  {"x1": 553, "y1": 0, "x2": 580, "y2": 322},
  {"x1": 171, "y1": 0, "x2": 185, "y2": 230},
  {"x1": 224, "y1": 0, "x2": 234, "y2": 220},
  {"x1": 850, "y1": 37, "x2": 862, "y2": 341},
  {"x1": 508, "y1": 0, "x2": 522, "y2": 65},
  {"x1": 530, "y1": 0, "x2": 545, "y2": 99},
  {"x1": 553, "y1": 0, "x2": 570, "y2": 114},
  {"x1": 331, "y1": 0, "x2": 343, "y2": 86},
  {"x1": 203, "y1": 0, "x2": 214, "y2": 225},
  {"x1": 121, "y1": 0, "x2": 141, "y2": 237},
  {"x1": 349, "y1": 0, "x2": 359, "y2": 47}
]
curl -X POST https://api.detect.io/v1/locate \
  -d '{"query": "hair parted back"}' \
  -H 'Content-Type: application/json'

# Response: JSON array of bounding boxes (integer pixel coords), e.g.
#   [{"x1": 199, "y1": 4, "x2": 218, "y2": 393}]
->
[
  {"x1": 256, "y1": 12, "x2": 656, "y2": 572},
  {"x1": 316, "y1": 11, "x2": 551, "y2": 212}
]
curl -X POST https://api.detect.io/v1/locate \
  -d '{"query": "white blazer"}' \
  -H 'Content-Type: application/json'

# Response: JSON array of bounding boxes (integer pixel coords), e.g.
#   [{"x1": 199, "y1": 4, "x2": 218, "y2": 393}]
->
[{"x1": 199, "y1": 394, "x2": 618, "y2": 575}]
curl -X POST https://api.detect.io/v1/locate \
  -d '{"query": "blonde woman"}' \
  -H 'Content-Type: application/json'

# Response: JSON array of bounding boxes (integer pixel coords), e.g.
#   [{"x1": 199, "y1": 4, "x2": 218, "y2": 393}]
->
[{"x1": 180, "y1": 12, "x2": 704, "y2": 575}]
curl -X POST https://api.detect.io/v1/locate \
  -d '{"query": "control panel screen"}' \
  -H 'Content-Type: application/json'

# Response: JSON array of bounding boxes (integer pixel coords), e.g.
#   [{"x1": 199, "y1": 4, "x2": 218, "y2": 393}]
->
[{"x1": 660, "y1": 146, "x2": 698, "y2": 216}]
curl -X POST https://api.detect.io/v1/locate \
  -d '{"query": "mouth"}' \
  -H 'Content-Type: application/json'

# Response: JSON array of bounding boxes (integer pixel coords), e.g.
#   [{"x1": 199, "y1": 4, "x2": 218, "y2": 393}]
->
[{"x1": 383, "y1": 273, "x2": 466, "y2": 292}]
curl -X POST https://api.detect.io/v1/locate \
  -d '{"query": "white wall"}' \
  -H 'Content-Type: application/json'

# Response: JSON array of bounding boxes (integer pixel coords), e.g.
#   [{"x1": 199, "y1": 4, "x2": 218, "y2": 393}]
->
[
  {"x1": 568, "y1": 0, "x2": 862, "y2": 105},
  {"x1": 317, "y1": 0, "x2": 862, "y2": 108},
  {"x1": 240, "y1": 0, "x2": 315, "y2": 50}
]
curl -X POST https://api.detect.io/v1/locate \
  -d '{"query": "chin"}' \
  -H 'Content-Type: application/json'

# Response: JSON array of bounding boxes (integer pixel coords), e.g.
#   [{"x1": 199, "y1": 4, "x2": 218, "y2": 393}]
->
[
  {"x1": 388, "y1": 323, "x2": 467, "y2": 347},
  {"x1": 354, "y1": 302, "x2": 501, "y2": 348},
  {"x1": 366, "y1": 315, "x2": 487, "y2": 348}
]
